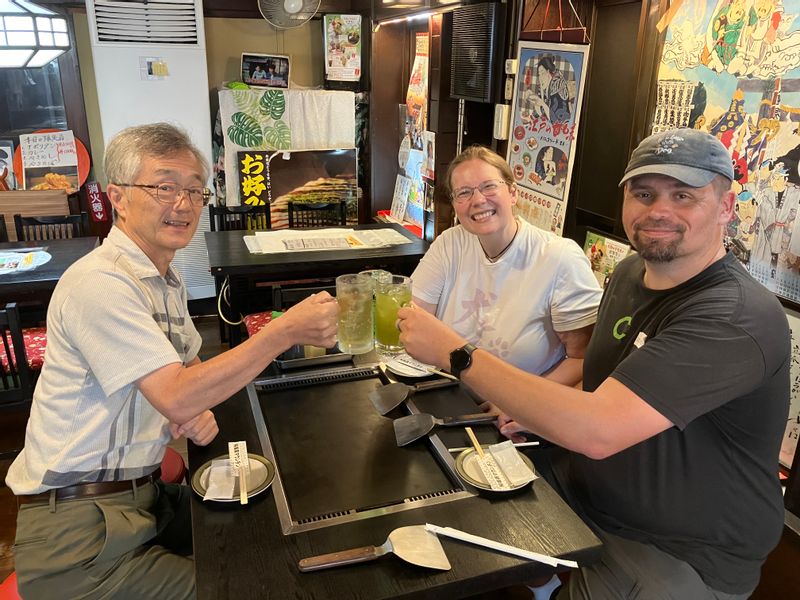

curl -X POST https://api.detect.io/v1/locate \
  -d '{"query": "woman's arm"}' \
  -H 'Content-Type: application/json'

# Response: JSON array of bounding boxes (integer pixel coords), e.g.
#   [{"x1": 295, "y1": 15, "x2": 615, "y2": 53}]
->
[{"x1": 541, "y1": 324, "x2": 594, "y2": 387}]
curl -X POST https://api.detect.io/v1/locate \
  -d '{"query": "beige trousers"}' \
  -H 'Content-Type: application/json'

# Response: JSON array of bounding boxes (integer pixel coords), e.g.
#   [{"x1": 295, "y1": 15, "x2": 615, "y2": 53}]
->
[{"x1": 14, "y1": 481, "x2": 195, "y2": 600}]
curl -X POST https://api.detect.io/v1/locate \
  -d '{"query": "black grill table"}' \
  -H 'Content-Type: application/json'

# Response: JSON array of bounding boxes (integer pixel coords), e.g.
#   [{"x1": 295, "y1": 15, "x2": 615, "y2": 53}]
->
[{"x1": 189, "y1": 358, "x2": 601, "y2": 599}]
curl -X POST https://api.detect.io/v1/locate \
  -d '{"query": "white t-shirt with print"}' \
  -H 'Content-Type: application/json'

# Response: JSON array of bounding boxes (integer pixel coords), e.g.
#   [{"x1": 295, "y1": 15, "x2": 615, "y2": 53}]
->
[{"x1": 412, "y1": 219, "x2": 602, "y2": 374}]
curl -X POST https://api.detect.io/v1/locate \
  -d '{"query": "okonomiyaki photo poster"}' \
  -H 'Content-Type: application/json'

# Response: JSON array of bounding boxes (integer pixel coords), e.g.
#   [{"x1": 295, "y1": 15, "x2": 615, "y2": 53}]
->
[{"x1": 507, "y1": 41, "x2": 589, "y2": 236}]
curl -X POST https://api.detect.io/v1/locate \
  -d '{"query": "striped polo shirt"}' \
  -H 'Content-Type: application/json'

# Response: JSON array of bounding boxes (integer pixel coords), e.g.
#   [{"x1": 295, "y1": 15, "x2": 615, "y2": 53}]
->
[{"x1": 6, "y1": 227, "x2": 202, "y2": 495}]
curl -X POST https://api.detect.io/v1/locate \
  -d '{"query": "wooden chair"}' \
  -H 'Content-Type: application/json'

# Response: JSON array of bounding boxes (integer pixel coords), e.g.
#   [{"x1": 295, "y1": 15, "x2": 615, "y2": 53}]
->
[
  {"x1": 287, "y1": 201, "x2": 347, "y2": 228},
  {"x1": 0, "y1": 303, "x2": 38, "y2": 408},
  {"x1": 209, "y1": 203, "x2": 271, "y2": 232},
  {"x1": 0, "y1": 217, "x2": 9, "y2": 243},
  {"x1": 14, "y1": 212, "x2": 90, "y2": 241}
]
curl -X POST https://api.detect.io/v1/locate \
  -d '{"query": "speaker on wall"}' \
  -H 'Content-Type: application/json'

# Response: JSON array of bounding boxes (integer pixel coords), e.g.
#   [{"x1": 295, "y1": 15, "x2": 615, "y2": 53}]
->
[{"x1": 450, "y1": 2, "x2": 503, "y2": 104}]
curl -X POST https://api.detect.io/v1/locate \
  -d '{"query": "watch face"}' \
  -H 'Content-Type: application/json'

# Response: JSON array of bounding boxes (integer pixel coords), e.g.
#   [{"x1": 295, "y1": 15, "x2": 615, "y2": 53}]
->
[
  {"x1": 452, "y1": 349, "x2": 470, "y2": 370},
  {"x1": 450, "y1": 344, "x2": 475, "y2": 376}
]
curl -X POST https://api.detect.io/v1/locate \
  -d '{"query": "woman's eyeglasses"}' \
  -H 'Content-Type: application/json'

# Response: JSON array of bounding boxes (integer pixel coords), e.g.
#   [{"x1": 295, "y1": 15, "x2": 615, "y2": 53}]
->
[
  {"x1": 113, "y1": 182, "x2": 212, "y2": 207},
  {"x1": 451, "y1": 179, "x2": 508, "y2": 204}
]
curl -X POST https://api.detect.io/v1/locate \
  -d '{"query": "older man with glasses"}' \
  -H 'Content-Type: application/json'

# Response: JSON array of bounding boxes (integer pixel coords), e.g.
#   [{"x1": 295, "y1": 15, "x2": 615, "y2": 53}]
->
[{"x1": 6, "y1": 123, "x2": 338, "y2": 599}]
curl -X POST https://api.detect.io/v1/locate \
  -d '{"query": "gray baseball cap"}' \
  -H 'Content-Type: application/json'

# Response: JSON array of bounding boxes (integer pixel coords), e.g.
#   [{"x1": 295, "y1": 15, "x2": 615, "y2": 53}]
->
[{"x1": 619, "y1": 129, "x2": 734, "y2": 188}]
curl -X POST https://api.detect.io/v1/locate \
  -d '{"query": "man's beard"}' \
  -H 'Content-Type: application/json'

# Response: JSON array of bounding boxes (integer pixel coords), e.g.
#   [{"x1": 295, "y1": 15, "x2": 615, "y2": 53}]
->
[{"x1": 631, "y1": 221, "x2": 685, "y2": 262}]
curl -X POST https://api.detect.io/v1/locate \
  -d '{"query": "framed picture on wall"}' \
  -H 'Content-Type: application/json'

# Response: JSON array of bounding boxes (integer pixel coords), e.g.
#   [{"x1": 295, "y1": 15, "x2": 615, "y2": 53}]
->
[
  {"x1": 241, "y1": 53, "x2": 290, "y2": 89},
  {"x1": 507, "y1": 41, "x2": 589, "y2": 236}
]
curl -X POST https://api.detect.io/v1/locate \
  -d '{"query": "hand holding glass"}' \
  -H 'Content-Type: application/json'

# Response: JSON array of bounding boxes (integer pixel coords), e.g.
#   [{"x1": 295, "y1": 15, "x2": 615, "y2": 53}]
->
[
  {"x1": 335, "y1": 274, "x2": 374, "y2": 354},
  {"x1": 375, "y1": 275, "x2": 412, "y2": 352}
]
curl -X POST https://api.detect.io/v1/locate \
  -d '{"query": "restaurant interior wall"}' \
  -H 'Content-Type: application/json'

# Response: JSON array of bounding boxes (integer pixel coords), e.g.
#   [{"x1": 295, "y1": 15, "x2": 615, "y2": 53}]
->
[{"x1": 369, "y1": 5, "x2": 506, "y2": 237}]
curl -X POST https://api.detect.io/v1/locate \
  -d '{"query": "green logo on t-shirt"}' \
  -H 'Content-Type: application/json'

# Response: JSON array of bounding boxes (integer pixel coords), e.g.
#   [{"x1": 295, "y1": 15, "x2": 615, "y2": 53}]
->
[{"x1": 613, "y1": 316, "x2": 632, "y2": 340}]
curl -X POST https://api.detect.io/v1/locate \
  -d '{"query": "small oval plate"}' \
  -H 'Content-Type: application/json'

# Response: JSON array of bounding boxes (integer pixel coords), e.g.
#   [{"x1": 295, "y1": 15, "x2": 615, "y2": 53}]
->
[
  {"x1": 454, "y1": 447, "x2": 536, "y2": 493},
  {"x1": 383, "y1": 352, "x2": 437, "y2": 378},
  {"x1": 191, "y1": 453, "x2": 275, "y2": 502}
]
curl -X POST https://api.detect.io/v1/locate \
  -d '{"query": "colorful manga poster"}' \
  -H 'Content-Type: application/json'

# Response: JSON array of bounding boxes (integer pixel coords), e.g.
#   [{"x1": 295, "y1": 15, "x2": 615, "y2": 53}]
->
[
  {"x1": 655, "y1": 0, "x2": 800, "y2": 304},
  {"x1": 324, "y1": 15, "x2": 362, "y2": 82},
  {"x1": 507, "y1": 41, "x2": 589, "y2": 236},
  {"x1": 406, "y1": 33, "x2": 429, "y2": 149}
]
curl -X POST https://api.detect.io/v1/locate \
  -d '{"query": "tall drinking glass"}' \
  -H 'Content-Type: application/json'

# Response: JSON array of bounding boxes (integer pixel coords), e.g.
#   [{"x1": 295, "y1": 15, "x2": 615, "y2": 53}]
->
[
  {"x1": 375, "y1": 275, "x2": 412, "y2": 353},
  {"x1": 359, "y1": 269, "x2": 391, "y2": 337},
  {"x1": 335, "y1": 274, "x2": 374, "y2": 354}
]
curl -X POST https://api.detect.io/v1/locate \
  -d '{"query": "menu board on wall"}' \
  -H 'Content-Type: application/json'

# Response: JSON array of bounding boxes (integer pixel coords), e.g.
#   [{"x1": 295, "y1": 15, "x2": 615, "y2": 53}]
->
[
  {"x1": 19, "y1": 130, "x2": 79, "y2": 193},
  {"x1": 507, "y1": 41, "x2": 589, "y2": 236}
]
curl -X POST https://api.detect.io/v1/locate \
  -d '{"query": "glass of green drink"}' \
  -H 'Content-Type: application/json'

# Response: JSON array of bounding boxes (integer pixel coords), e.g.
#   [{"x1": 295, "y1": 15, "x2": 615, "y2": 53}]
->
[{"x1": 375, "y1": 274, "x2": 412, "y2": 353}]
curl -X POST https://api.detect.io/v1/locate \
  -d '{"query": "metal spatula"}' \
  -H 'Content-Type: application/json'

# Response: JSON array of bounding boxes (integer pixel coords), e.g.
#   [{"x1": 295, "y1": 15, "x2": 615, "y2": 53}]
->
[
  {"x1": 298, "y1": 525, "x2": 451, "y2": 571},
  {"x1": 369, "y1": 379, "x2": 459, "y2": 415},
  {"x1": 394, "y1": 412, "x2": 497, "y2": 446}
]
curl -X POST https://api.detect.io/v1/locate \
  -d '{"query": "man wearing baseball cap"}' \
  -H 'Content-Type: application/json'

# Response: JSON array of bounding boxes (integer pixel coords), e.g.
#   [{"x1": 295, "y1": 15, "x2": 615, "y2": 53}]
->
[{"x1": 397, "y1": 128, "x2": 790, "y2": 598}]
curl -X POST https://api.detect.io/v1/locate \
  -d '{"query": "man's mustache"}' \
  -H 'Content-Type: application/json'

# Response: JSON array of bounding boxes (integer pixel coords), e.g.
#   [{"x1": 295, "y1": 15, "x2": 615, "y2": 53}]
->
[{"x1": 633, "y1": 219, "x2": 686, "y2": 233}]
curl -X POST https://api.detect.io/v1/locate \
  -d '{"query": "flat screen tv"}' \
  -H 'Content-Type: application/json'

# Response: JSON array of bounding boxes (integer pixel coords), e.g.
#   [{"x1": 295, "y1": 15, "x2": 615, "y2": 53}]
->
[
  {"x1": 266, "y1": 149, "x2": 358, "y2": 229},
  {"x1": 241, "y1": 52, "x2": 290, "y2": 88}
]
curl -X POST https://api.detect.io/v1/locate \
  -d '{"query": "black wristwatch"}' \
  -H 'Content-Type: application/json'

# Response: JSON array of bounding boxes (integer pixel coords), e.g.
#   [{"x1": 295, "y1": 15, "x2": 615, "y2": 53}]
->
[{"x1": 450, "y1": 343, "x2": 477, "y2": 379}]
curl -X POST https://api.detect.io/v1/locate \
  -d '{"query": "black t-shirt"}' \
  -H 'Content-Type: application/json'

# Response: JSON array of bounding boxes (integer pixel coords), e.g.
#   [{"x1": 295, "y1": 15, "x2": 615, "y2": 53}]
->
[{"x1": 577, "y1": 252, "x2": 790, "y2": 593}]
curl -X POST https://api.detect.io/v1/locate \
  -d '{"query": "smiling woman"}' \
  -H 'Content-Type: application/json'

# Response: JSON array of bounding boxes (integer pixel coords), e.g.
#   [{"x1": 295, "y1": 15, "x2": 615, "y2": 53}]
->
[{"x1": 410, "y1": 145, "x2": 602, "y2": 419}]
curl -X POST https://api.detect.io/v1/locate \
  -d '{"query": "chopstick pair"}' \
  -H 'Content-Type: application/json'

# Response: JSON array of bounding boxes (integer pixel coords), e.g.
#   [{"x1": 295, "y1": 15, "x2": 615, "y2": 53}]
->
[
  {"x1": 228, "y1": 441, "x2": 250, "y2": 505},
  {"x1": 448, "y1": 441, "x2": 539, "y2": 453}
]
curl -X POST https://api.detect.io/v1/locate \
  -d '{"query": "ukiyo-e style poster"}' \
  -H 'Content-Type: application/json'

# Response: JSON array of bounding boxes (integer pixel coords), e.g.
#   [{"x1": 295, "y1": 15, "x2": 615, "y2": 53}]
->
[
  {"x1": 655, "y1": 0, "x2": 800, "y2": 303},
  {"x1": 507, "y1": 41, "x2": 589, "y2": 236}
]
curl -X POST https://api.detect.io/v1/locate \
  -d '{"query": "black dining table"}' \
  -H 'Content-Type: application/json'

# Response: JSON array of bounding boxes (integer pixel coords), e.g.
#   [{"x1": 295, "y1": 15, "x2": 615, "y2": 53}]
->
[
  {"x1": 0, "y1": 237, "x2": 99, "y2": 306},
  {"x1": 204, "y1": 224, "x2": 429, "y2": 345},
  {"x1": 189, "y1": 360, "x2": 602, "y2": 599}
]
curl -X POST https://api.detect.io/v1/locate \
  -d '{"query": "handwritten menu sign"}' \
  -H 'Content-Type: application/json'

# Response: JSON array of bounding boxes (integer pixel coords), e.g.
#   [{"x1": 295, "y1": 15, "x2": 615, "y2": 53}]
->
[
  {"x1": 19, "y1": 130, "x2": 79, "y2": 193},
  {"x1": 390, "y1": 174, "x2": 411, "y2": 222}
]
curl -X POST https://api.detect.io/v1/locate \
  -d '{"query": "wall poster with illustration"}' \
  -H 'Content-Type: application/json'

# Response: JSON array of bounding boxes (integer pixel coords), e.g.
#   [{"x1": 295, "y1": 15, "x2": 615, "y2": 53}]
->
[
  {"x1": 507, "y1": 41, "x2": 589, "y2": 236},
  {"x1": 653, "y1": 0, "x2": 800, "y2": 304}
]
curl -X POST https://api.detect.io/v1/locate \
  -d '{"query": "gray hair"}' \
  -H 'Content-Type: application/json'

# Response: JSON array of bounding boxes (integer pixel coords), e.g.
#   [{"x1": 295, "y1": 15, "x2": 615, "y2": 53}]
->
[
  {"x1": 444, "y1": 145, "x2": 514, "y2": 200},
  {"x1": 104, "y1": 122, "x2": 209, "y2": 185}
]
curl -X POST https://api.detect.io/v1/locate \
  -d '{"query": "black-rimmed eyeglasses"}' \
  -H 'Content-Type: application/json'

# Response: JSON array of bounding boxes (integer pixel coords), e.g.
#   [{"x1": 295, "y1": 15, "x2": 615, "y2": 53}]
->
[{"x1": 113, "y1": 182, "x2": 212, "y2": 207}]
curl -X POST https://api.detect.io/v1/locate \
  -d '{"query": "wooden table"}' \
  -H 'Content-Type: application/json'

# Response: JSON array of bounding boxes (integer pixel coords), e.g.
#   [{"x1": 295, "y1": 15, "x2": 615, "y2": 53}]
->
[
  {"x1": 189, "y1": 372, "x2": 601, "y2": 599},
  {"x1": 204, "y1": 224, "x2": 429, "y2": 344},
  {"x1": 0, "y1": 237, "x2": 99, "y2": 306}
]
